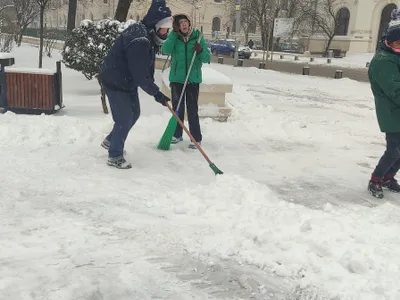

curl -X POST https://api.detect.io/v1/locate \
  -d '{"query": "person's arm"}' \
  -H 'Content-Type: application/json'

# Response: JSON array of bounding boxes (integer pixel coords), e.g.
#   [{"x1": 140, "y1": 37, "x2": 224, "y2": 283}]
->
[
  {"x1": 371, "y1": 58, "x2": 400, "y2": 107},
  {"x1": 161, "y1": 31, "x2": 178, "y2": 55},
  {"x1": 124, "y1": 37, "x2": 159, "y2": 96},
  {"x1": 197, "y1": 35, "x2": 210, "y2": 63}
]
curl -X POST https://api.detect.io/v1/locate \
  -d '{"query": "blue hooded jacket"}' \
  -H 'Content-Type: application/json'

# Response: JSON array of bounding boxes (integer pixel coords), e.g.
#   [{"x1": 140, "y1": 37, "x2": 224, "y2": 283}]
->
[{"x1": 99, "y1": 0, "x2": 171, "y2": 96}]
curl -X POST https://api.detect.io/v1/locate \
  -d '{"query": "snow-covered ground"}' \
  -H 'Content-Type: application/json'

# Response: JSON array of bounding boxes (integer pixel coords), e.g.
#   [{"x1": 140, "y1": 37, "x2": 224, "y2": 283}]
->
[
  {"x1": 251, "y1": 50, "x2": 374, "y2": 69},
  {"x1": 1, "y1": 44, "x2": 400, "y2": 300}
]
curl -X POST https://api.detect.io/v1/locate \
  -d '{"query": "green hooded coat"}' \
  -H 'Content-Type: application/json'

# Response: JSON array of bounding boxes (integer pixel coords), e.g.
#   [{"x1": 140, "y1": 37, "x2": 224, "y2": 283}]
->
[
  {"x1": 369, "y1": 39, "x2": 400, "y2": 133},
  {"x1": 161, "y1": 14, "x2": 210, "y2": 84}
]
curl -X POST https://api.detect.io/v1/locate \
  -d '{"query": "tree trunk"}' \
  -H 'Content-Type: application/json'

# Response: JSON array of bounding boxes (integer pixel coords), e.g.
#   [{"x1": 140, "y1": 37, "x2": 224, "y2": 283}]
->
[
  {"x1": 67, "y1": 0, "x2": 78, "y2": 32},
  {"x1": 114, "y1": 0, "x2": 132, "y2": 22},
  {"x1": 17, "y1": 32, "x2": 23, "y2": 47},
  {"x1": 97, "y1": 76, "x2": 109, "y2": 114},
  {"x1": 324, "y1": 36, "x2": 334, "y2": 57},
  {"x1": 17, "y1": 25, "x2": 28, "y2": 47},
  {"x1": 38, "y1": 7, "x2": 44, "y2": 68},
  {"x1": 14, "y1": 22, "x2": 21, "y2": 46}
]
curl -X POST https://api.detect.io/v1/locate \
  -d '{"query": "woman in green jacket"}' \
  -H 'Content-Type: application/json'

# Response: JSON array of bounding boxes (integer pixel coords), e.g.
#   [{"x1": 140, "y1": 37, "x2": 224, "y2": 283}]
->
[
  {"x1": 161, "y1": 13, "x2": 210, "y2": 149},
  {"x1": 368, "y1": 8, "x2": 400, "y2": 198}
]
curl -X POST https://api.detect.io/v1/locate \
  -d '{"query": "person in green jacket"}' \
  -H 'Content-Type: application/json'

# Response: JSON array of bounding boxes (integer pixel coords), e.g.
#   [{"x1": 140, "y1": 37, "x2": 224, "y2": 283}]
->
[
  {"x1": 368, "y1": 8, "x2": 400, "y2": 198},
  {"x1": 161, "y1": 13, "x2": 210, "y2": 149}
]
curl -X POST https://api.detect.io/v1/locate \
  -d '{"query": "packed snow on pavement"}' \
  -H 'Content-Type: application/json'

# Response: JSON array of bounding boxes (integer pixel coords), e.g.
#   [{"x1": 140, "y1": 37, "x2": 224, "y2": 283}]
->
[
  {"x1": 251, "y1": 50, "x2": 375, "y2": 69},
  {"x1": 1, "y1": 44, "x2": 400, "y2": 300}
]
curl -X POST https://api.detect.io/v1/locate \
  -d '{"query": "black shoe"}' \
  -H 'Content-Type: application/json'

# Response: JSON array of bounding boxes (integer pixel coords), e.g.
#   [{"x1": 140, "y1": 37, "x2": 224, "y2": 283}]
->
[
  {"x1": 383, "y1": 178, "x2": 400, "y2": 193},
  {"x1": 368, "y1": 180, "x2": 384, "y2": 198}
]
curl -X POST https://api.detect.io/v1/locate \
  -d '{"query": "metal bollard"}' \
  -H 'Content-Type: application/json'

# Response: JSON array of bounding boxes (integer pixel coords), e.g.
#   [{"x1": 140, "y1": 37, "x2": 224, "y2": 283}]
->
[
  {"x1": 366, "y1": 62, "x2": 370, "y2": 67},
  {"x1": 294, "y1": 56, "x2": 299, "y2": 61},
  {"x1": 280, "y1": 54, "x2": 284, "y2": 59},
  {"x1": 259, "y1": 62, "x2": 266, "y2": 69},
  {"x1": 327, "y1": 58, "x2": 331, "y2": 64},
  {"x1": 310, "y1": 57, "x2": 314, "y2": 62},
  {"x1": 335, "y1": 70, "x2": 343, "y2": 79},
  {"x1": 303, "y1": 66, "x2": 310, "y2": 75},
  {"x1": 237, "y1": 59, "x2": 243, "y2": 67},
  {"x1": 218, "y1": 57, "x2": 223, "y2": 64}
]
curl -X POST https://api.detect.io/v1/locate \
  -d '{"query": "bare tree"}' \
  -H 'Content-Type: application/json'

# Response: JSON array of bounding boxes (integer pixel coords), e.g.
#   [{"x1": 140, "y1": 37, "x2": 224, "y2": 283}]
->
[
  {"x1": 298, "y1": 0, "x2": 342, "y2": 55},
  {"x1": 224, "y1": 0, "x2": 257, "y2": 42},
  {"x1": 12, "y1": 0, "x2": 39, "y2": 46},
  {"x1": 33, "y1": 0, "x2": 51, "y2": 68},
  {"x1": 67, "y1": 0, "x2": 77, "y2": 32},
  {"x1": 224, "y1": 0, "x2": 302, "y2": 50},
  {"x1": 114, "y1": 0, "x2": 132, "y2": 22}
]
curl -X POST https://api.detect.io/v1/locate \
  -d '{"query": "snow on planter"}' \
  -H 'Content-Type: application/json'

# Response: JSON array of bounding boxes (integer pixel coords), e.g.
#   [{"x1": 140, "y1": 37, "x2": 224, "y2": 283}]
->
[{"x1": 161, "y1": 64, "x2": 233, "y2": 121}]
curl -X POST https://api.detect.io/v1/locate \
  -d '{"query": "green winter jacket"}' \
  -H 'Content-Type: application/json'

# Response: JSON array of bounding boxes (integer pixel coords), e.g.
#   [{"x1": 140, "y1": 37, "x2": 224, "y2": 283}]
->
[
  {"x1": 161, "y1": 28, "x2": 210, "y2": 84},
  {"x1": 369, "y1": 39, "x2": 400, "y2": 133}
]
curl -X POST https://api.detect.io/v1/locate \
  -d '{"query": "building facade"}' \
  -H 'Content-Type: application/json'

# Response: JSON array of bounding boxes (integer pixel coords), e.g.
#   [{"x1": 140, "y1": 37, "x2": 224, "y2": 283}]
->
[
  {"x1": 39, "y1": 0, "x2": 400, "y2": 54},
  {"x1": 42, "y1": 0, "x2": 232, "y2": 40},
  {"x1": 305, "y1": 0, "x2": 399, "y2": 54}
]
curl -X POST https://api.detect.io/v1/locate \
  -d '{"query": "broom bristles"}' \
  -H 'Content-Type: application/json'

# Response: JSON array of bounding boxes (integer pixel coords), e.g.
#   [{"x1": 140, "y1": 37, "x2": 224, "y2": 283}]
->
[
  {"x1": 157, "y1": 116, "x2": 178, "y2": 151},
  {"x1": 210, "y1": 163, "x2": 223, "y2": 175}
]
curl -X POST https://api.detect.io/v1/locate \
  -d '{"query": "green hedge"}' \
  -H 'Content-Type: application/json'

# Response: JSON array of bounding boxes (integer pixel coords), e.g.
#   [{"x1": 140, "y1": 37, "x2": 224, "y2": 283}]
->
[{"x1": 23, "y1": 28, "x2": 68, "y2": 41}]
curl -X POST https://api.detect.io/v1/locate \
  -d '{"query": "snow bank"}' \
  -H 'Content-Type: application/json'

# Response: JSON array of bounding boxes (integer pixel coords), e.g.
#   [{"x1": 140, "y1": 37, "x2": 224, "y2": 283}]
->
[
  {"x1": 5, "y1": 66, "x2": 55, "y2": 75},
  {"x1": 160, "y1": 174, "x2": 400, "y2": 300},
  {"x1": 161, "y1": 64, "x2": 232, "y2": 86},
  {"x1": 0, "y1": 112, "x2": 107, "y2": 148},
  {"x1": 0, "y1": 52, "x2": 14, "y2": 59},
  {"x1": 2, "y1": 44, "x2": 400, "y2": 300}
]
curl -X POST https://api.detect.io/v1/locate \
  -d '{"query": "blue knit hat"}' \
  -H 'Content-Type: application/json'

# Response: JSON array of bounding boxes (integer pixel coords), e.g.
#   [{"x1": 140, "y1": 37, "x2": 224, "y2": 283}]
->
[
  {"x1": 142, "y1": 0, "x2": 172, "y2": 30},
  {"x1": 386, "y1": 8, "x2": 400, "y2": 44}
]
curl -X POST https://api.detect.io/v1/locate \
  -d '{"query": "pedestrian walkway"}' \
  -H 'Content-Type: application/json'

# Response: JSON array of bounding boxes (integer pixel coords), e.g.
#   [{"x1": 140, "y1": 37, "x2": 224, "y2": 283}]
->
[{"x1": 210, "y1": 56, "x2": 369, "y2": 83}]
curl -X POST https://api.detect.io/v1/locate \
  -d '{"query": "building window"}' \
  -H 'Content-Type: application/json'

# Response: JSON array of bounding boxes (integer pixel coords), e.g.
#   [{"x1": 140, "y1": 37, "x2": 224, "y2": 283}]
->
[
  {"x1": 103, "y1": 13, "x2": 108, "y2": 19},
  {"x1": 212, "y1": 17, "x2": 221, "y2": 31},
  {"x1": 214, "y1": 0, "x2": 222, "y2": 2},
  {"x1": 334, "y1": 7, "x2": 350, "y2": 36},
  {"x1": 103, "y1": 0, "x2": 107, "y2": 3}
]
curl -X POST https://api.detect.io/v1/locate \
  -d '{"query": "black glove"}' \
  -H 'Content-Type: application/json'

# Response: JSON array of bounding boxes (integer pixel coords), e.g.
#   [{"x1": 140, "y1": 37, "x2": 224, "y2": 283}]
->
[
  {"x1": 193, "y1": 42, "x2": 202, "y2": 54},
  {"x1": 154, "y1": 91, "x2": 170, "y2": 106}
]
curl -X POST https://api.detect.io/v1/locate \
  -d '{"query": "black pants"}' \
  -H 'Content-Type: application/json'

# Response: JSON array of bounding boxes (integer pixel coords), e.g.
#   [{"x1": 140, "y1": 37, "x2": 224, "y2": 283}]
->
[
  {"x1": 171, "y1": 82, "x2": 202, "y2": 142},
  {"x1": 372, "y1": 133, "x2": 400, "y2": 180}
]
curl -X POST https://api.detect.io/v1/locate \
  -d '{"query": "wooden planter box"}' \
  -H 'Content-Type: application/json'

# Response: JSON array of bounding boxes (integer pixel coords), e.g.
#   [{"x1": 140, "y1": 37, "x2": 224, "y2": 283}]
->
[{"x1": 0, "y1": 61, "x2": 64, "y2": 114}]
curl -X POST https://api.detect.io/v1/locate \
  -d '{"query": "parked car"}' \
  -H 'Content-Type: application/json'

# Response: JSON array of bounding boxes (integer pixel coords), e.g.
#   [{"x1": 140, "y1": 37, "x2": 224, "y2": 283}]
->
[
  {"x1": 237, "y1": 45, "x2": 252, "y2": 59},
  {"x1": 209, "y1": 39, "x2": 252, "y2": 59}
]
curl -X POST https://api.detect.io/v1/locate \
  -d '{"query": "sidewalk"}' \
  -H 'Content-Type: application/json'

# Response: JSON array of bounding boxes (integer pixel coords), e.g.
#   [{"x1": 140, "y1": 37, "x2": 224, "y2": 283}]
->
[{"x1": 209, "y1": 55, "x2": 370, "y2": 83}]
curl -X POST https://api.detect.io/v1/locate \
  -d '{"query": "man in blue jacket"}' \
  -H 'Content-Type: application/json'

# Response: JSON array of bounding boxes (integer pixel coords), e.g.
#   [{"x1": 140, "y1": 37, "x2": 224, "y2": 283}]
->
[{"x1": 99, "y1": 0, "x2": 172, "y2": 169}]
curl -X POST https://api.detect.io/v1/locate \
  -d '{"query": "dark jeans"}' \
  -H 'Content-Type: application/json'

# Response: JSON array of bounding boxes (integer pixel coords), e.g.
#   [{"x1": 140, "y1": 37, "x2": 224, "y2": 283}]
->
[
  {"x1": 171, "y1": 82, "x2": 202, "y2": 142},
  {"x1": 372, "y1": 132, "x2": 400, "y2": 180},
  {"x1": 104, "y1": 87, "x2": 140, "y2": 158}
]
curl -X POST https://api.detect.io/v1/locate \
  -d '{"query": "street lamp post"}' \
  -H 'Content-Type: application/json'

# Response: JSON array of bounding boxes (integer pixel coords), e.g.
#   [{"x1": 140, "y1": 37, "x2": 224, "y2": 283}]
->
[{"x1": 234, "y1": 0, "x2": 241, "y2": 66}]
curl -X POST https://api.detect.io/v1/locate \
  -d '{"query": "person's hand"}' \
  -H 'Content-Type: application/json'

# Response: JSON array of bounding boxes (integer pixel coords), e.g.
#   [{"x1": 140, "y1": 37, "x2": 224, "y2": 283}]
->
[
  {"x1": 154, "y1": 91, "x2": 171, "y2": 106},
  {"x1": 193, "y1": 42, "x2": 202, "y2": 54}
]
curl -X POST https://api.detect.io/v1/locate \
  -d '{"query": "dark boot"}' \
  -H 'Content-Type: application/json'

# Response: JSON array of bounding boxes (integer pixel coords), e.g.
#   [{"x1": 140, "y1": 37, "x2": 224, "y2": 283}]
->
[
  {"x1": 383, "y1": 176, "x2": 400, "y2": 193},
  {"x1": 368, "y1": 176, "x2": 384, "y2": 198}
]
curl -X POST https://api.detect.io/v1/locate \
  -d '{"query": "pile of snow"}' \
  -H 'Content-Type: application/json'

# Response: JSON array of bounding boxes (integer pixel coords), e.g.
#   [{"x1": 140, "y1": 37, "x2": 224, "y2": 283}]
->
[
  {"x1": 161, "y1": 64, "x2": 232, "y2": 87},
  {"x1": 1, "y1": 44, "x2": 400, "y2": 300}
]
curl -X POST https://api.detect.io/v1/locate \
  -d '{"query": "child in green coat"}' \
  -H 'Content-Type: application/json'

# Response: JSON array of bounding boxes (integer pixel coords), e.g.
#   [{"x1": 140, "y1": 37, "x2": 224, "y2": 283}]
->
[{"x1": 161, "y1": 13, "x2": 210, "y2": 149}]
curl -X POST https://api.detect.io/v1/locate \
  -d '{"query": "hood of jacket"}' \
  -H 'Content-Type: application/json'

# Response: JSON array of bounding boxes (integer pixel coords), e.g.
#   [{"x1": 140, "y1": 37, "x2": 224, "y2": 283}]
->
[
  {"x1": 142, "y1": 0, "x2": 172, "y2": 30},
  {"x1": 173, "y1": 13, "x2": 193, "y2": 40}
]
